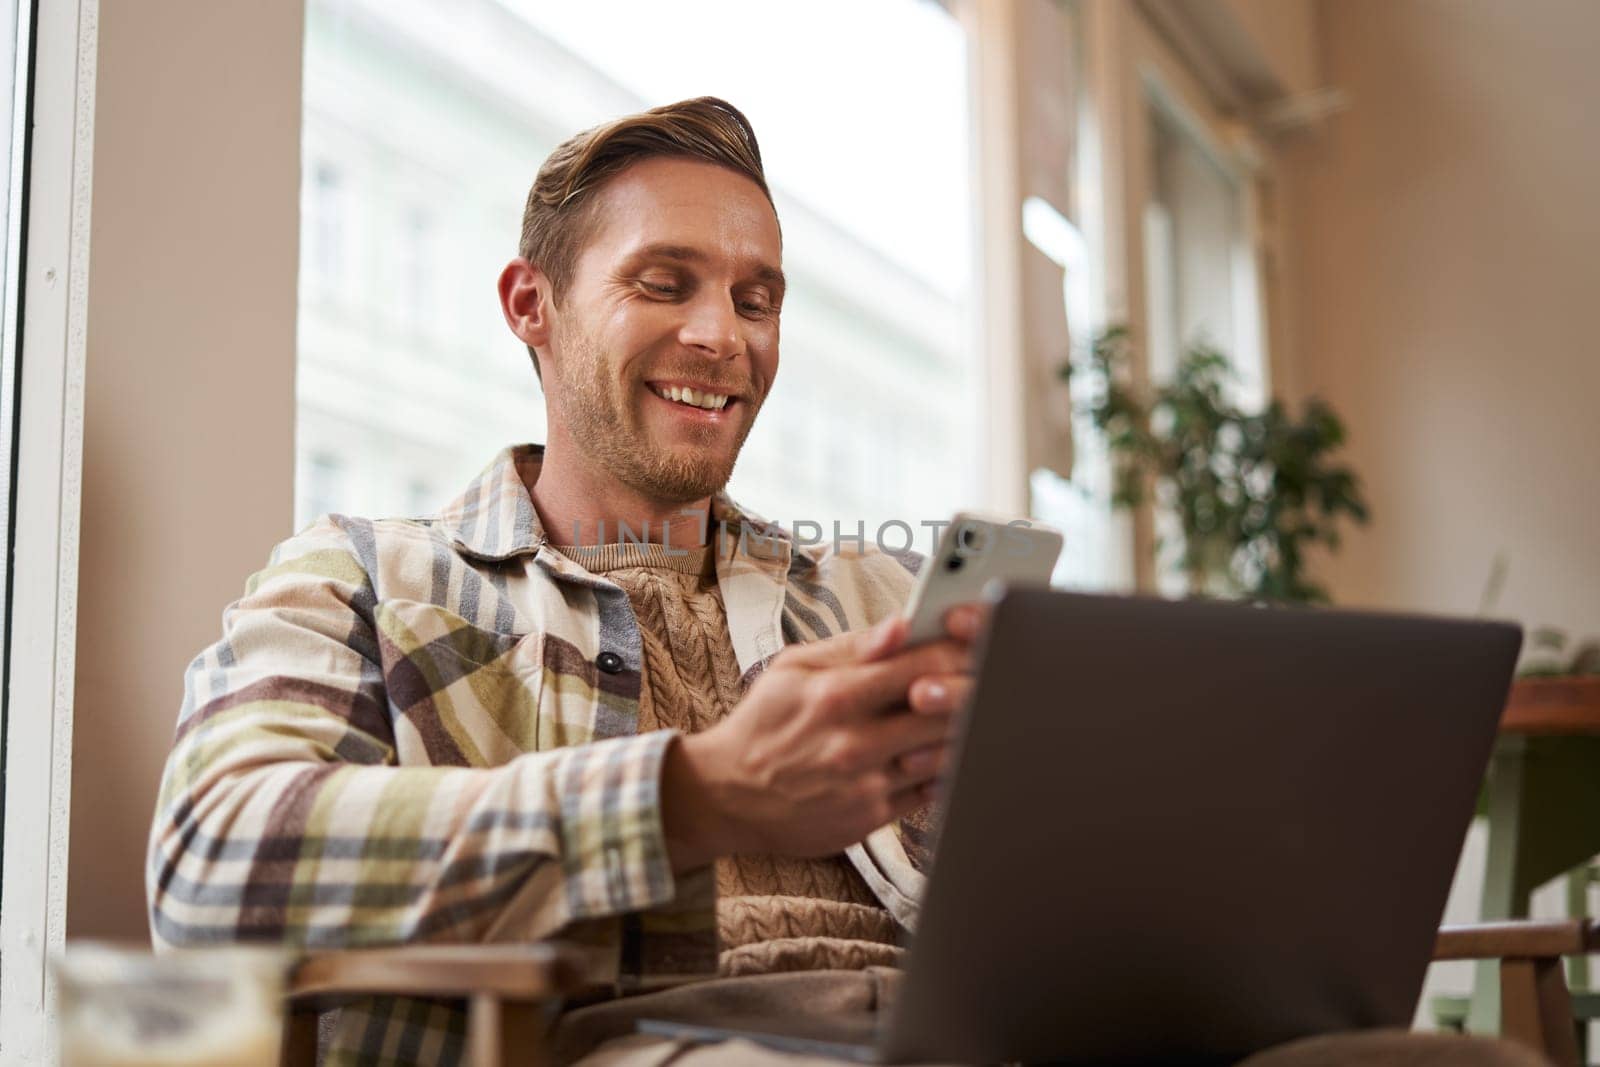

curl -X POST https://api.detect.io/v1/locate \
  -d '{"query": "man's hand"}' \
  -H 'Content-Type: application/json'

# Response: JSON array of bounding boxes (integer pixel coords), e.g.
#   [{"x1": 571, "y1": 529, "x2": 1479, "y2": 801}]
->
[{"x1": 662, "y1": 604, "x2": 986, "y2": 871}]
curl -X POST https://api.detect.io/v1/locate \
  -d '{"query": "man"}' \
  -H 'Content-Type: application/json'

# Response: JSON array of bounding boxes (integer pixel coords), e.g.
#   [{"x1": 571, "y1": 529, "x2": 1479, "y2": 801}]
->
[
  {"x1": 149, "y1": 98, "x2": 1537, "y2": 1067},
  {"x1": 151, "y1": 96, "x2": 966, "y2": 1065}
]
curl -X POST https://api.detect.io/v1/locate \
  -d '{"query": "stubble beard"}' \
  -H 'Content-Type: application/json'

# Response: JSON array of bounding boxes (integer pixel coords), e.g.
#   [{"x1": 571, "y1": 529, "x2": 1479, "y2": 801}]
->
[{"x1": 557, "y1": 323, "x2": 760, "y2": 506}]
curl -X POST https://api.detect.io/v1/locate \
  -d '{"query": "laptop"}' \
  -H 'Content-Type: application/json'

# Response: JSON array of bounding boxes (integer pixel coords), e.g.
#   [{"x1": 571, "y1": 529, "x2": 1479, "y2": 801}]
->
[{"x1": 639, "y1": 589, "x2": 1522, "y2": 1064}]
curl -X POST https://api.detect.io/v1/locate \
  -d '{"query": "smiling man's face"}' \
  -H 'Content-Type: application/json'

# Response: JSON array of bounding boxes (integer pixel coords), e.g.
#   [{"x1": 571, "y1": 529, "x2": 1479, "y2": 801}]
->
[{"x1": 541, "y1": 156, "x2": 784, "y2": 505}]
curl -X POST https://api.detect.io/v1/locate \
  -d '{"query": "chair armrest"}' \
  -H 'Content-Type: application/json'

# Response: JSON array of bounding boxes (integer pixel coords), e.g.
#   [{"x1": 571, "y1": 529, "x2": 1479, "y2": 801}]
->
[
  {"x1": 289, "y1": 943, "x2": 590, "y2": 1011},
  {"x1": 282, "y1": 944, "x2": 594, "y2": 1067},
  {"x1": 1432, "y1": 920, "x2": 1596, "y2": 1067},
  {"x1": 1434, "y1": 919, "x2": 1598, "y2": 961}
]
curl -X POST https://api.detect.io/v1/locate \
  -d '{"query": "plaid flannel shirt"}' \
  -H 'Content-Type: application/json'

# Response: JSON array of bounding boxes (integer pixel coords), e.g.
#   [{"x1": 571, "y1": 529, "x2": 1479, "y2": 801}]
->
[{"x1": 147, "y1": 444, "x2": 925, "y2": 1064}]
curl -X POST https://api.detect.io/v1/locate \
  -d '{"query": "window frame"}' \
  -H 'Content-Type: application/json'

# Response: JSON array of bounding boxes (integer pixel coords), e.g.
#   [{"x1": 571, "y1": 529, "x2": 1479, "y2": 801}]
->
[
  {"x1": 1075, "y1": 0, "x2": 1278, "y2": 590},
  {"x1": 0, "y1": 0, "x2": 97, "y2": 1058}
]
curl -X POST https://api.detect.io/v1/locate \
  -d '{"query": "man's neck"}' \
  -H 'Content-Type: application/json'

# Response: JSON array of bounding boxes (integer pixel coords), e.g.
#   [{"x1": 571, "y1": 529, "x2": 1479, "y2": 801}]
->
[{"x1": 528, "y1": 442, "x2": 713, "y2": 549}]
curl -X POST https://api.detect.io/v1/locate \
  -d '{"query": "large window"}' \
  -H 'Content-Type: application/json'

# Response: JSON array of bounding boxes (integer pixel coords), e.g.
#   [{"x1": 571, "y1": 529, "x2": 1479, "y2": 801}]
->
[
  {"x1": 296, "y1": 0, "x2": 980, "y2": 540},
  {"x1": 1143, "y1": 93, "x2": 1266, "y2": 411},
  {"x1": 1024, "y1": 0, "x2": 1275, "y2": 596},
  {"x1": 1139, "y1": 61, "x2": 1271, "y2": 595}
]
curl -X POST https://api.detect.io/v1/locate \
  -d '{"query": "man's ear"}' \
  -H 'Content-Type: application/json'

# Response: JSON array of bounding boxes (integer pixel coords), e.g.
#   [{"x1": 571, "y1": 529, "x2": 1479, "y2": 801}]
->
[{"x1": 498, "y1": 257, "x2": 555, "y2": 349}]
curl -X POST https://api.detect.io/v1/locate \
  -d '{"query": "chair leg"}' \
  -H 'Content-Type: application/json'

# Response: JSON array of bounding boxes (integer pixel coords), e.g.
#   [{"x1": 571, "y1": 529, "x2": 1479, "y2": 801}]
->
[
  {"x1": 280, "y1": 1006, "x2": 319, "y2": 1067},
  {"x1": 1567, "y1": 867, "x2": 1591, "y2": 993},
  {"x1": 468, "y1": 994, "x2": 548, "y2": 1067},
  {"x1": 1501, "y1": 957, "x2": 1581, "y2": 1067},
  {"x1": 469, "y1": 994, "x2": 505, "y2": 1067}
]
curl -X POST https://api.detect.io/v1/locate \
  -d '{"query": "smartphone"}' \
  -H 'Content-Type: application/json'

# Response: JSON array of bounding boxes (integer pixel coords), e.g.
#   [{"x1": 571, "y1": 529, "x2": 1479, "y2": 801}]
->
[{"x1": 902, "y1": 512, "x2": 1063, "y2": 646}]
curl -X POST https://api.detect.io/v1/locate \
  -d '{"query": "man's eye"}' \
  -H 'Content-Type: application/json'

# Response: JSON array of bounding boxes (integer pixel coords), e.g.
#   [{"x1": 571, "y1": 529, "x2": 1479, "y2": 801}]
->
[
  {"x1": 737, "y1": 290, "x2": 777, "y2": 316},
  {"x1": 642, "y1": 281, "x2": 681, "y2": 296}
]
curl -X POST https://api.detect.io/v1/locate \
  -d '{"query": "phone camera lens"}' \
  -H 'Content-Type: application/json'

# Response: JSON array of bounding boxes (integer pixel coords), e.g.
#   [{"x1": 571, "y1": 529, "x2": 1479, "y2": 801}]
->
[
  {"x1": 957, "y1": 525, "x2": 978, "y2": 551},
  {"x1": 945, "y1": 555, "x2": 965, "y2": 572}
]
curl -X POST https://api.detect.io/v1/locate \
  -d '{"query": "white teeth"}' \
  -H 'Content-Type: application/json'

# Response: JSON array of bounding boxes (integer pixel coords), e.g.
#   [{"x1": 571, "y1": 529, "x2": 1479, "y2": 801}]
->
[{"x1": 654, "y1": 385, "x2": 730, "y2": 411}]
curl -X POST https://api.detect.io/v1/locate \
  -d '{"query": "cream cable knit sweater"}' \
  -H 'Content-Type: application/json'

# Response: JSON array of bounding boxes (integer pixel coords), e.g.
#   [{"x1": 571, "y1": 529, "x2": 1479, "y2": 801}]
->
[{"x1": 552, "y1": 539, "x2": 905, "y2": 976}]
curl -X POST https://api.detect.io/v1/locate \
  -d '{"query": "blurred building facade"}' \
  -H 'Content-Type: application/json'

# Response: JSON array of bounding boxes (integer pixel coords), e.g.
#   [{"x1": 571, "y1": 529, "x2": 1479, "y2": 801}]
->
[{"x1": 296, "y1": 0, "x2": 978, "y2": 542}]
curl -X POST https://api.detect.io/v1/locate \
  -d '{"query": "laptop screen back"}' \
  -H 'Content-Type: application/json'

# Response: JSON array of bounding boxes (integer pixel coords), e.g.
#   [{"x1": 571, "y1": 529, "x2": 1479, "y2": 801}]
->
[{"x1": 885, "y1": 590, "x2": 1520, "y2": 1066}]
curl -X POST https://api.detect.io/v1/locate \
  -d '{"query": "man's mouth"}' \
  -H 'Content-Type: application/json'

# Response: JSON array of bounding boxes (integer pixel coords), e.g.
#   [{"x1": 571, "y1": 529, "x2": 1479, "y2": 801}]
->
[{"x1": 649, "y1": 382, "x2": 734, "y2": 412}]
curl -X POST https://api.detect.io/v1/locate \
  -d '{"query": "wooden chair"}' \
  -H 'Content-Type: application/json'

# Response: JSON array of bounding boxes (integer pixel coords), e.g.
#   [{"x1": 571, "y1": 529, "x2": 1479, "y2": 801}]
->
[
  {"x1": 1434, "y1": 918, "x2": 1600, "y2": 1067},
  {"x1": 1435, "y1": 861, "x2": 1600, "y2": 1055},
  {"x1": 278, "y1": 921, "x2": 1599, "y2": 1067},
  {"x1": 280, "y1": 943, "x2": 589, "y2": 1067}
]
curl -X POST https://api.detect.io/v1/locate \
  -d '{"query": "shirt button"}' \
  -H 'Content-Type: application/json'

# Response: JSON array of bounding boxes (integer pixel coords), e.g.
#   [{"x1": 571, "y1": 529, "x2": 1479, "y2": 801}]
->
[{"x1": 595, "y1": 651, "x2": 624, "y2": 675}]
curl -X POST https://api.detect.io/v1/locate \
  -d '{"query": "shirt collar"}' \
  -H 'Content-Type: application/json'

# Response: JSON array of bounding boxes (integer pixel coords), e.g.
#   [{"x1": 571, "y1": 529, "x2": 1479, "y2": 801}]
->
[
  {"x1": 438, "y1": 444, "x2": 549, "y2": 562},
  {"x1": 440, "y1": 444, "x2": 794, "y2": 574}
]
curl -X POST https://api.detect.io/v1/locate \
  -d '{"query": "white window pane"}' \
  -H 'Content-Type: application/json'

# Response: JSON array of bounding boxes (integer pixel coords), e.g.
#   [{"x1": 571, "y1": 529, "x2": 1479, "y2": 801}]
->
[{"x1": 1143, "y1": 102, "x2": 1266, "y2": 407}]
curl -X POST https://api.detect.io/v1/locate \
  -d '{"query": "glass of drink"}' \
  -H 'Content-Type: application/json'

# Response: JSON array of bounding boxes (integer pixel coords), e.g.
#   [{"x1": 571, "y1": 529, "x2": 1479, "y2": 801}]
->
[{"x1": 54, "y1": 943, "x2": 287, "y2": 1067}]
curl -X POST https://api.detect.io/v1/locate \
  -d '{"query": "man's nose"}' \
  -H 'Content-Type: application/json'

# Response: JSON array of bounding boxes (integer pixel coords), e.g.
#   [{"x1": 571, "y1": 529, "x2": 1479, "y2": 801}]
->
[{"x1": 677, "y1": 291, "x2": 744, "y2": 360}]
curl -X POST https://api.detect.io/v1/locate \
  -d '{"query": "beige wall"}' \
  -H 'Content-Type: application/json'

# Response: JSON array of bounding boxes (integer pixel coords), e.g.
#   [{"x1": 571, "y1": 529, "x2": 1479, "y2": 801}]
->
[
  {"x1": 68, "y1": 1, "x2": 303, "y2": 940},
  {"x1": 1223, "y1": 0, "x2": 1319, "y2": 98},
  {"x1": 1280, "y1": 0, "x2": 1600, "y2": 639}
]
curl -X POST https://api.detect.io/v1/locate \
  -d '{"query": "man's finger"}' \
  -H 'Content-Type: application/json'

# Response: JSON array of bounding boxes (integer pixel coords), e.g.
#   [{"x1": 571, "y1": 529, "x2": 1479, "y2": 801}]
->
[
  {"x1": 943, "y1": 602, "x2": 990, "y2": 645},
  {"x1": 891, "y1": 741, "x2": 948, "y2": 787},
  {"x1": 861, "y1": 614, "x2": 908, "y2": 662},
  {"x1": 855, "y1": 706, "x2": 952, "y2": 768},
  {"x1": 820, "y1": 640, "x2": 972, "y2": 720},
  {"x1": 908, "y1": 673, "x2": 974, "y2": 715}
]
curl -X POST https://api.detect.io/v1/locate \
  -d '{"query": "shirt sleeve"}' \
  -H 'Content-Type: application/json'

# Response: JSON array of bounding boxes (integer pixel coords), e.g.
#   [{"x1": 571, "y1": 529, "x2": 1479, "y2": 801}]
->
[{"x1": 145, "y1": 519, "x2": 692, "y2": 952}]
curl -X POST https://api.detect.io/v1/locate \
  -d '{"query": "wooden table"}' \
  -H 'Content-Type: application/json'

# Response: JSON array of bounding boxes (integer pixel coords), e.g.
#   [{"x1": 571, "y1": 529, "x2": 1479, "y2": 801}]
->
[{"x1": 1464, "y1": 677, "x2": 1600, "y2": 1036}]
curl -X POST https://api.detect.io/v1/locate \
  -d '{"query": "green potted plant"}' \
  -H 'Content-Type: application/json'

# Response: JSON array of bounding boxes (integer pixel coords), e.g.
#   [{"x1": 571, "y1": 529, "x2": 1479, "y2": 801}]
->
[{"x1": 1063, "y1": 325, "x2": 1369, "y2": 604}]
